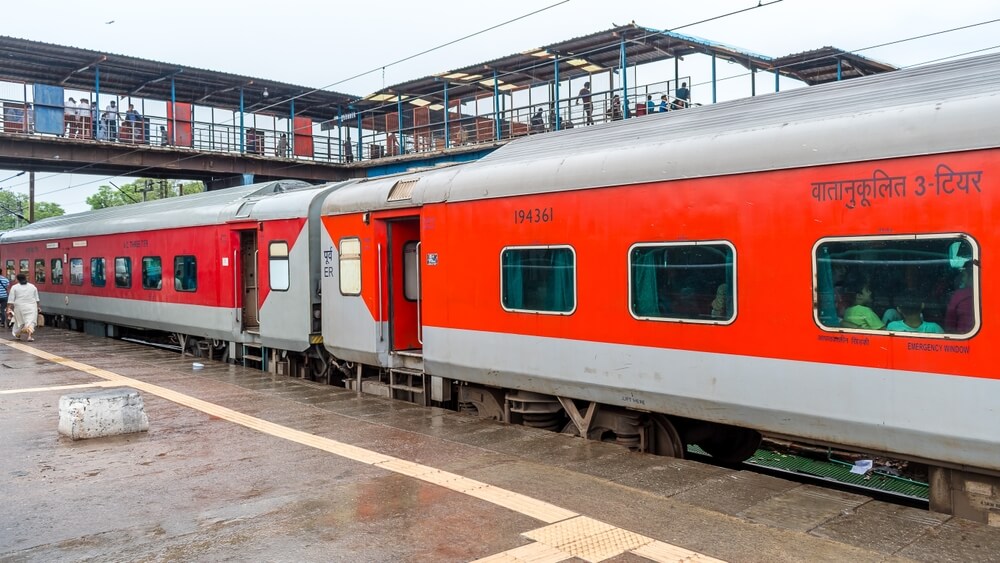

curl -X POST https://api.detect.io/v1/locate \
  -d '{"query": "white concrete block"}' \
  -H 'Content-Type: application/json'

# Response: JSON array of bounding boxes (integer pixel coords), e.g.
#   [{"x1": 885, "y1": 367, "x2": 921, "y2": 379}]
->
[{"x1": 58, "y1": 387, "x2": 150, "y2": 440}]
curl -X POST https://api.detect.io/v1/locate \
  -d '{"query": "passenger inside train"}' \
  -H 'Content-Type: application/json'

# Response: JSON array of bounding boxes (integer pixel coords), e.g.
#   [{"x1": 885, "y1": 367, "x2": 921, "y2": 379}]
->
[{"x1": 885, "y1": 291, "x2": 943, "y2": 333}]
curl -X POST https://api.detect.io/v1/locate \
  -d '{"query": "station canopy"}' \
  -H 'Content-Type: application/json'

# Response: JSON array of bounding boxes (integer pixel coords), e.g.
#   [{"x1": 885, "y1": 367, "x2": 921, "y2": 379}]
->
[
  {"x1": 0, "y1": 23, "x2": 896, "y2": 129},
  {"x1": 0, "y1": 35, "x2": 358, "y2": 121},
  {"x1": 363, "y1": 23, "x2": 897, "y2": 111}
]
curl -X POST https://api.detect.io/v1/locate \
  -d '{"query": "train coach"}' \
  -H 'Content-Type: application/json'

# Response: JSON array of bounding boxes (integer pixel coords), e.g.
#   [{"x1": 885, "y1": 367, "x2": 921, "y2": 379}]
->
[
  {"x1": 0, "y1": 179, "x2": 350, "y2": 375},
  {"x1": 316, "y1": 52, "x2": 1000, "y2": 515}
]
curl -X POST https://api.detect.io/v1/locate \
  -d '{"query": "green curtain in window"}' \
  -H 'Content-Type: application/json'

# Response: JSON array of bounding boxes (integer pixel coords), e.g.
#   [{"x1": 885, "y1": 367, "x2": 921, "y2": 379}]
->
[
  {"x1": 502, "y1": 251, "x2": 524, "y2": 309},
  {"x1": 548, "y1": 249, "x2": 574, "y2": 312},
  {"x1": 632, "y1": 248, "x2": 660, "y2": 317},
  {"x1": 817, "y1": 247, "x2": 838, "y2": 326}
]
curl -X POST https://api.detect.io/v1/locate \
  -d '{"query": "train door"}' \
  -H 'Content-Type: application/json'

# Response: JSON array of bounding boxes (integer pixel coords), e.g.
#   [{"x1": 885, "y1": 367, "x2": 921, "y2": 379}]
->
[
  {"x1": 386, "y1": 218, "x2": 421, "y2": 352},
  {"x1": 240, "y1": 230, "x2": 259, "y2": 330}
]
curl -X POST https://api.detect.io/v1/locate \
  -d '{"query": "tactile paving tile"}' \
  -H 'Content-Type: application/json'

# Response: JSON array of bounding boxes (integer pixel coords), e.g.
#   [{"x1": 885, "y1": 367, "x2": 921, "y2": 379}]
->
[
  {"x1": 524, "y1": 516, "x2": 653, "y2": 562},
  {"x1": 632, "y1": 540, "x2": 727, "y2": 563},
  {"x1": 471, "y1": 542, "x2": 572, "y2": 563}
]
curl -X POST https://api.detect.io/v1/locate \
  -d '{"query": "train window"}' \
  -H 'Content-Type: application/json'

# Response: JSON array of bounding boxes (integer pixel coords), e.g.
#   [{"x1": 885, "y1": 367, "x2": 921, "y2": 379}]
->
[
  {"x1": 339, "y1": 238, "x2": 361, "y2": 295},
  {"x1": 142, "y1": 257, "x2": 162, "y2": 290},
  {"x1": 69, "y1": 258, "x2": 83, "y2": 285},
  {"x1": 90, "y1": 258, "x2": 106, "y2": 287},
  {"x1": 4, "y1": 260, "x2": 13, "y2": 280},
  {"x1": 19, "y1": 259, "x2": 28, "y2": 275},
  {"x1": 174, "y1": 256, "x2": 197, "y2": 292},
  {"x1": 403, "y1": 241, "x2": 419, "y2": 301},
  {"x1": 114, "y1": 257, "x2": 132, "y2": 289},
  {"x1": 34, "y1": 260, "x2": 45, "y2": 284},
  {"x1": 814, "y1": 234, "x2": 979, "y2": 338},
  {"x1": 269, "y1": 242, "x2": 289, "y2": 292},
  {"x1": 500, "y1": 246, "x2": 576, "y2": 314},
  {"x1": 629, "y1": 241, "x2": 736, "y2": 324},
  {"x1": 51, "y1": 259, "x2": 63, "y2": 285}
]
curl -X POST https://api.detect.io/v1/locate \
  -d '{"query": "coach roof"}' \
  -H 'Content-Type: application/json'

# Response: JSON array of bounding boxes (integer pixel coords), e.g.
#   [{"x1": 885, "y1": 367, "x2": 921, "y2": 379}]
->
[
  {"x1": 321, "y1": 51, "x2": 1000, "y2": 216},
  {"x1": 0, "y1": 180, "x2": 332, "y2": 243}
]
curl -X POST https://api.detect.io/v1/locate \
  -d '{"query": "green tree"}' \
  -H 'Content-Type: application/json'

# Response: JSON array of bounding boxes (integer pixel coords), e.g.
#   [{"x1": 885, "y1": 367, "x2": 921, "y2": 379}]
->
[
  {"x1": 0, "y1": 190, "x2": 64, "y2": 230},
  {"x1": 86, "y1": 178, "x2": 206, "y2": 210}
]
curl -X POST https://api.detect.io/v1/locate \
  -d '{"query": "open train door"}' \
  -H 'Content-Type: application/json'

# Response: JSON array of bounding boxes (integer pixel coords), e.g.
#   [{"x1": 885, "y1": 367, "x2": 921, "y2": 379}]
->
[
  {"x1": 385, "y1": 217, "x2": 421, "y2": 352},
  {"x1": 238, "y1": 229, "x2": 259, "y2": 331}
]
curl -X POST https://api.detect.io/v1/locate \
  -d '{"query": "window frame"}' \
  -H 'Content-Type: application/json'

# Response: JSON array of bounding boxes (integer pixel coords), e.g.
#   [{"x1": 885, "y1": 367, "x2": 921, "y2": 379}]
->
[
  {"x1": 90, "y1": 257, "x2": 107, "y2": 287},
  {"x1": 268, "y1": 241, "x2": 290, "y2": 292},
  {"x1": 627, "y1": 240, "x2": 737, "y2": 325},
  {"x1": 50, "y1": 258, "x2": 63, "y2": 285},
  {"x1": 499, "y1": 244, "x2": 578, "y2": 316},
  {"x1": 173, "y1": 255, "x2": 197, "y2": 292},
  {"x1": 34, "y1": 259, "x2": 46, "y2": 284},
  {"x1": 114, "y1": 256, "x2": 132, "y2": 289},
  {"x1": 812, "y1": 232, "x2": 980, "y2": 339},
  {"x1": 141, "y1": 256, "x2": 162, "y2": 291},
  {"x1": 19, "y1": 259, "x2": 28, "y2": 275},
  {"x1": 339, "y1": 237, "x2": 362, "y2": 296},
  {"x1": 69, "y1": 258, "x2": 84, "y2": 286},
  {"x1": 5, "y1": 260, "x2": 14, "y2": 280}
]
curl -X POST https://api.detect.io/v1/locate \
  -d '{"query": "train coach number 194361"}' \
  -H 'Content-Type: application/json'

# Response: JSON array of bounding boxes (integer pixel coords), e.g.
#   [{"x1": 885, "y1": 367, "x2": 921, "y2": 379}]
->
[{"x1": 514, "y1": 207, "x2": 553, "y2": 224}]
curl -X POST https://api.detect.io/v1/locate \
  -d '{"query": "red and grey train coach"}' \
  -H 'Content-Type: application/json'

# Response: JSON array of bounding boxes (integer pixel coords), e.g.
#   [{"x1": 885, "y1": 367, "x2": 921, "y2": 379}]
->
[
  {"x1": 317, "y1": 53, "x2": 1000, "y2": 508},
  {"x1": 3, "y1": 52, "x2": 999, "y2": 516},
  {"x1": 0, "y1": 179, "x2": 345, "y2": 373}
]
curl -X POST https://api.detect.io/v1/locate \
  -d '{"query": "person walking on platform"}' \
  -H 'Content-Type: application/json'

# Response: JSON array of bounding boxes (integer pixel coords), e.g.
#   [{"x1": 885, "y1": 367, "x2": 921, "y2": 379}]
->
[
  {"x1": 0, "y1": 274, "x2": 9, "y2": 324},
  {"x1": 275, "y1": 133, "x2": 289, "y2": 157},
  {"x1": 64, "y1": 97, "x2": 77, "y2": 137},
  {"x1": 8, "y1": 273, "x2": 40, "y2": 341},
  {"x1": 102, "y1": 101, "x2": 120, "y2": 140},
  {"x1": 577, "y1": 81, "x2": 594, "y2": 125},
  {"x1": 675, "y1": 81, "x2": 690, "y2": 109}
]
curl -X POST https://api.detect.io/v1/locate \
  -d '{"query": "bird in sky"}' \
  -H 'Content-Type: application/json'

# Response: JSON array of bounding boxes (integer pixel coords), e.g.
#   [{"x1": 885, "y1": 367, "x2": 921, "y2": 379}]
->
[{"x1": 105, "y1": 20, "x2": 115, "y2": 24}]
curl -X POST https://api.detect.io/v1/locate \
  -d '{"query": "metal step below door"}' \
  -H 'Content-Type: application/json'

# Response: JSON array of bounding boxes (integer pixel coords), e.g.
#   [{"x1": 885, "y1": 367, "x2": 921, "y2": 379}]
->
[{"x1": 389, "y1": 367, "x2": 427, "y2": 406}]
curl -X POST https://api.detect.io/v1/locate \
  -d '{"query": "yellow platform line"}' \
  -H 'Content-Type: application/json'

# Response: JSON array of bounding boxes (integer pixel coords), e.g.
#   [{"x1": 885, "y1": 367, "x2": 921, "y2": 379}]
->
[
  {"x1": 4, "y1": 340, "x2": 722, "y2": 562},
  {"x1": 0, "y1": 381, "x2": 118, "y2": 395}
]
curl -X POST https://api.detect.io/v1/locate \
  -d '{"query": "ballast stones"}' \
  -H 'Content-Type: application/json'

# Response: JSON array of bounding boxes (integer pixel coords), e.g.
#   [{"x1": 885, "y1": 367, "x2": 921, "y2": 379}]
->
[{"x1": 58, "y1": 387, "x2": 150, "y2": 440}]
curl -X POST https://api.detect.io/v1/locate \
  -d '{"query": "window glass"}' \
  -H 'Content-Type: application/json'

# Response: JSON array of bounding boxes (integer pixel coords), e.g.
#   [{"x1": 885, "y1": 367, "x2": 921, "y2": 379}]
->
[
  {"x1": 69, "y1": 258, "x2": 83, "y2": 285},
  {"x1": 115, "y1": 257, "x2": 132, "y2": 288},
  {"x1": 34, "y1": 259, "x2": 45, "y2": 283},
  {"x1": 51, "y1": 259, "x2": 63, "y2": 285},
  {"x1": 629, "y1": 242, "x2": 735, "y2": 323},
  {"x1": 501, "y1": 246, "x2": 576, "y2": 314},
  {"x1": 814, "y1": 234, "x2": 977, "y2": 337},
  {"x1": 339, "y1": 238, "x2": 361, "y2": 295},
  {"x1": 403, "y1": 241, "x2": 419, "y2": 301},
  {"x1": 90, "y1": 257, "x2": 106, "y2": 287},
  {"x1": 19, "y1": 259, "x2": 28, "y2": 275},
  {"x1": 142, "y1": 256, "x2": 162, "y2": 290},
  {"x1": 269, "y1": 241, "x2": 290, "y2": 291},
  {"x1": 174, "y1": 256, "x2": 197, "y2": 292},
  {"x1": 5, "y1": 260, "x2": 13, "y2": 281}
]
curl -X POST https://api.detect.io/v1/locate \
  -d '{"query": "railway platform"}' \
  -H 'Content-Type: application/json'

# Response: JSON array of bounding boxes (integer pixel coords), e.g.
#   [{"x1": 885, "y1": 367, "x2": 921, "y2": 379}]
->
[{"x1": 1, "y1": 327, "x2": 997, "y2": 562}]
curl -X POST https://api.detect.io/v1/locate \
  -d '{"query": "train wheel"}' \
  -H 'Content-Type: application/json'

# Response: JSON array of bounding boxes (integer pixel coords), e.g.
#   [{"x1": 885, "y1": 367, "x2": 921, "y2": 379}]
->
[
  {"x1": 648, "y1": 415, "x2": 686, "y2": 459},
  {"x1": 698, "y1": 426, "x2": 762, "y2": 464}
]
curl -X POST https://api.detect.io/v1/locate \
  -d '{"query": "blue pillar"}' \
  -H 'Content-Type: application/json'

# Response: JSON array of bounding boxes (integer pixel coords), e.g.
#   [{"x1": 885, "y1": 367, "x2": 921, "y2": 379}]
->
[
  {"x1": 396, "y1": 97, "x2": 404, "y2": 155},
  {"x1": 711, "y1": 54, "x2": 717, "y2": 104},
  {"x1": 750, "y1": 63, "x2": 756, "y2": 97},
  {"x1": 775, "y1": 66, "x2": 780, "y2": 92},
  {"x1": 493, "y1": 69, "x2": 500, "y2": 141},
  {"x1": 290, "y1": 97, "x2": 295, "y2": 139},
  {"x1": 620, "y1": 40, "x2": 629, "y2": 118},
  {"x1": 554, "y1": 56, "x2": 561, "y2": 130},
  {"x1": 239, "y1": 86, "x2": 245, "y2": 154},
  {"x1": 170, "y1": 77, "x2": 176, "y2": 145},
  {"x1": 337, "y1": 106, "x2": 343, "y2": 162},
  {"x1": 94, "y1": 66, "x2": 100, "y2": 139},
  {"x1": 837, "y1": 58, "x2": 843, "y2": 81},
  {"x1": 443, "y1": 81, "x2": 450, "y2": 148},
  {"x1": 356, "y1": 113, "x2": 362, "y2": 162}
]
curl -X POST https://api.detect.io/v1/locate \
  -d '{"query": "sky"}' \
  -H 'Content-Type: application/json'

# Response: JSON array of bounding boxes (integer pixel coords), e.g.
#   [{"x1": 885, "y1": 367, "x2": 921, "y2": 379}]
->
[{"x1": 1, "y1": 0, "x2": 998, "y2": 213}]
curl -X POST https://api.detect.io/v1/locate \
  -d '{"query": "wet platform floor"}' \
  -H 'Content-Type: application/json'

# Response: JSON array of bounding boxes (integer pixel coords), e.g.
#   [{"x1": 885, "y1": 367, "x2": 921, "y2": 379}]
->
[{"x1": 1, "y1": 327, "x2": 998, "y2": 562}]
